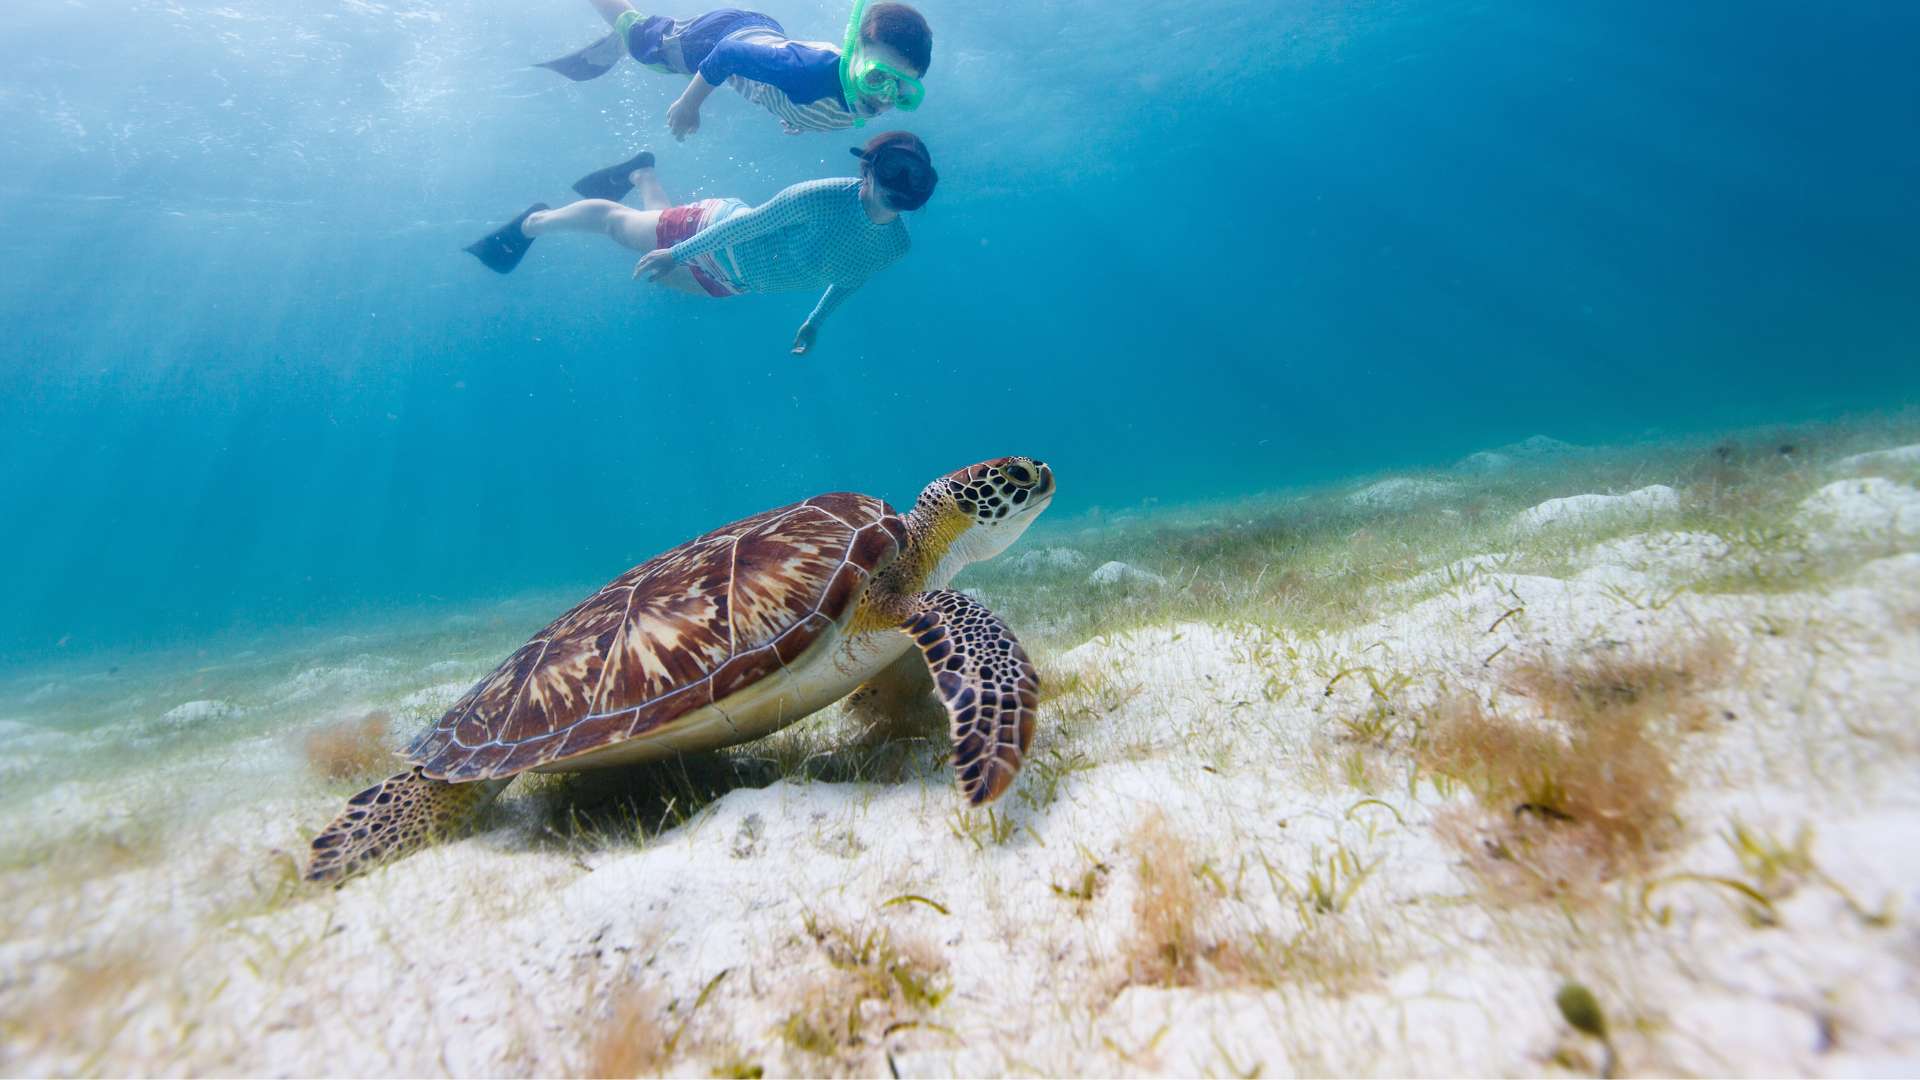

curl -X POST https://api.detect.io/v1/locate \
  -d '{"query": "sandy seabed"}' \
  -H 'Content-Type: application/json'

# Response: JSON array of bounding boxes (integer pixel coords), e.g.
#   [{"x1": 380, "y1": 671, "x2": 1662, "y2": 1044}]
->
[{"x1": 4, "y1": 421, "x2": 1920, "y2": 1077}]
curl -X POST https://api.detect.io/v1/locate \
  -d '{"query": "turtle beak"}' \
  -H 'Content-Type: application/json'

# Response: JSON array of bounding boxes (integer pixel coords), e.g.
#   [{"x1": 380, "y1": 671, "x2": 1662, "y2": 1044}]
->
[
  {"x1": 1028, "y1": 461, "x2": 1056, "y2": 509},
  {"x1": 1034, "y1": 461, "x2": 1055, "y2": 498}
]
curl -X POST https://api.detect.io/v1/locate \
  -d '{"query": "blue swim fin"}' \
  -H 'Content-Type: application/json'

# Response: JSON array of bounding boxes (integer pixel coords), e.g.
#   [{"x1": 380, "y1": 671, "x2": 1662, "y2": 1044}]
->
[
  {"x1": 464, "y1": 204, "x2": 548, "y2": 275},
  {"x1": 534, "y1": 31, "x2": 626, "y2": 81},
  {"x1": 571, "y1": 151, "x2": 656, "y2": 201}
]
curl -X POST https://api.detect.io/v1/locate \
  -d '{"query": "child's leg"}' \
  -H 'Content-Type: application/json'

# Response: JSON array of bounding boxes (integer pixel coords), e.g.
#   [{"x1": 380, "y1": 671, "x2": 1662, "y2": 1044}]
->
[
  {"x1": 632, "y1": 164, "x2": 672, "y2": 212},
  {"x1": 535, "y1": 1, "x2": 643, "y2": 82},
  {"x1": 616, "y1": 8, "x2": 700, "y2": 76},
  {"x1": 523, "y1": 199, "x2": 711, "y2": 295},
  {"x1": 589, "y1": 0, "x2": 636, "y2": 29},
  {"x1": 523, "y1": 200, "x2": 662, "y2": 252}
]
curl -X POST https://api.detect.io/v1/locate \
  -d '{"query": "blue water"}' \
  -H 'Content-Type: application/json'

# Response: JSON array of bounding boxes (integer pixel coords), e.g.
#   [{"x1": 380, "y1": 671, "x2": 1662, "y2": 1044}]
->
[{"x1": 2, "y1": 0, "x2": 1916, "y2": 665}]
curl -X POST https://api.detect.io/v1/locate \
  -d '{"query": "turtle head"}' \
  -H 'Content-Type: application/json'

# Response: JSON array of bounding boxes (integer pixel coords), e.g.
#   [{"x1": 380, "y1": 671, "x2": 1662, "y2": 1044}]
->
[{"x1": 910, "y1": 457, "x2": 1055, "y2": 585}]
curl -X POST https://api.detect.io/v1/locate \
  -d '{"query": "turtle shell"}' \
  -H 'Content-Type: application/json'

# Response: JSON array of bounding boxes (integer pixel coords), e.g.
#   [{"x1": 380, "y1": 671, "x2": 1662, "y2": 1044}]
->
[{"x1": 409, "y1": 492, "x2": 907, "y2": 781}]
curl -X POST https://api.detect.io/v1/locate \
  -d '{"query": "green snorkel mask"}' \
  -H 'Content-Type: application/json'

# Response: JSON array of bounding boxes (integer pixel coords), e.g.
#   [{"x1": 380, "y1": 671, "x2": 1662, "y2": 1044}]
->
[{"x1": 838, "y1": 0, "x2": 925, "y2": 124}]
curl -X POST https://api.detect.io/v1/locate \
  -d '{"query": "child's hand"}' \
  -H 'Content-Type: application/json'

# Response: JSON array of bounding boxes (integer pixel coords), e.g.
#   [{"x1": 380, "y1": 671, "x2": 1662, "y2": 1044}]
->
[
  {"x1": 633, "y1": 249, "x2": 677, "y2": 281},
  {"x1": 666, "y1": 94, "x2": 702, "y2": 140},
  {"x1": 791, "y1": 322, "x2": 818, "y2": 356}
]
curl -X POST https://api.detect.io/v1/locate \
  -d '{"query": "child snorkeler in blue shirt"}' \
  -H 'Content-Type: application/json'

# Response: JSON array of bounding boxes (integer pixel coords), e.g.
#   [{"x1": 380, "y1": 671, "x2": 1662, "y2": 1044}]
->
[{"x1": 539, "y1": 1, "x2": 931, "y2": 139}]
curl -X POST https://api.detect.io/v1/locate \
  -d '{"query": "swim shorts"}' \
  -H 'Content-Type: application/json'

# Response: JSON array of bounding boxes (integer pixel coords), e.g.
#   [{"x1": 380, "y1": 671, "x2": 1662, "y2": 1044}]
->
[
  {"x1": 655, "y1": 198, "x2": 748, "y2": 297},
  {"x1": 620, "y1": 9, "x2": 785, "y2": 76}
]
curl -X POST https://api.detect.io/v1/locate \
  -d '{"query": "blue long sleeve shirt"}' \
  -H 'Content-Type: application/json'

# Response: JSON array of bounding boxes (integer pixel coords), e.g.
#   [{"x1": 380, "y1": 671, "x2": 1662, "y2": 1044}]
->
[
  {"x1": 623, "y1": 10, "x2": 873, "y2": 132},
  {"x1": 697, "y1": 32, "x2": 844, "y2": 106},
  {"x1": 700, "y1": 29, "x2": 865, "y2": 133}
]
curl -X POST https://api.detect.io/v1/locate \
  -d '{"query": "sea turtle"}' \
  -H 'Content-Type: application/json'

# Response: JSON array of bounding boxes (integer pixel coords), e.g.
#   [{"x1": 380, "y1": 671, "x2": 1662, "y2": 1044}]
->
[{"x1": 305, "y1": 456, "x2": 1055, "y2": 881}]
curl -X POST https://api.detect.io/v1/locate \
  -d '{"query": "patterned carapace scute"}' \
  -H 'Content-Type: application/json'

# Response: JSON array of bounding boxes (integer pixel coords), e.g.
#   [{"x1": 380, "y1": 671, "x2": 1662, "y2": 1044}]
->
[{"x1": 410, "y1": 493, "x2": 905, "y2": 781}]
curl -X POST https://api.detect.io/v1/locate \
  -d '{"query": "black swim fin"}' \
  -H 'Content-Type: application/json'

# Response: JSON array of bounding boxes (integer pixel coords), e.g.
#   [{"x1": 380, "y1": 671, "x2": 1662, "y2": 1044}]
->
[
  {"x1": 535, "y1": 31, "x2": 627, "y2": 81},
  {"x1": 571, "y1": 151, "x2": 656, "y2": 201},
  {"x1": 464, "y1": 203, "x2": 548, "y2": 275}
]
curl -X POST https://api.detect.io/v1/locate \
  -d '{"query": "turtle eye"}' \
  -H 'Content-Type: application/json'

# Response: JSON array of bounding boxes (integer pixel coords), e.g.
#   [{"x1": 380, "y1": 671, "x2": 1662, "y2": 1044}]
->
[{"x1": 1002, "y1": 463, "x2": 1036, "y2": 487}]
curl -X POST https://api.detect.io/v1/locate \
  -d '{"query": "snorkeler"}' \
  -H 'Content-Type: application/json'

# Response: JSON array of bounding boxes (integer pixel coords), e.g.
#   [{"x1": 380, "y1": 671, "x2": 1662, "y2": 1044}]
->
[
  {"x1": 465, "y1": 132, "x2": 937, "y2": 357},
  {"x1": 538, "y1": 1, "x2": 930, "y2": 138}
]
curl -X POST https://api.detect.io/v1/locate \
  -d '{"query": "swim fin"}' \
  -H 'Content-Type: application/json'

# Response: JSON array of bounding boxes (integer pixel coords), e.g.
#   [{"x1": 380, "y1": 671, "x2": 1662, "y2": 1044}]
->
[
  {"x1": 571, "y1": 151, "x2": 656, "y2": 201},
  {"x1": 464, "y1": 203, "x2": 548, "y2": 275},
  {"x1": 535, "y1": 31, "x2": 627, "y2": 81}
]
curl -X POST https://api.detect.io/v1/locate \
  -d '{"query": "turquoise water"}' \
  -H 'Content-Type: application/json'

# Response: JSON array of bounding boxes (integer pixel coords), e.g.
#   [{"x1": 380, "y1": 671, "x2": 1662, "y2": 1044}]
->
[{"x1": 3, "y1": 0, "x2": 1917, "y2": 666}]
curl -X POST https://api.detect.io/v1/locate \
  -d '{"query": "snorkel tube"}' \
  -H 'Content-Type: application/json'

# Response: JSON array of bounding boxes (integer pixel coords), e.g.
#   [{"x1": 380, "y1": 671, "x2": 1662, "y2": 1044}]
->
[{"x1": 838, "y1": 0, "x2": 872, "y2": 128}]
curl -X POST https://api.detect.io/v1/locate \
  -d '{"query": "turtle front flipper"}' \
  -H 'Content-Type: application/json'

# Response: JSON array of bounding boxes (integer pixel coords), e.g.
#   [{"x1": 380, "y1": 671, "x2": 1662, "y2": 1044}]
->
[
  {"x1": 305, "y1": 767, "x2": 509, "y2": 884},
  {"x1": 898, "y1": 590, "x2": 1039, "y2": 805}
]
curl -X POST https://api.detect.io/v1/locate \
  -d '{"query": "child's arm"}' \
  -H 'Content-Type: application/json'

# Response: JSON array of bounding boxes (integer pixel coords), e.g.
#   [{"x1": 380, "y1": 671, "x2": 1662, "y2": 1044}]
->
[
  {"x1": 666, "y1": 75, "x2": 719, "y2": 141},
  {"x1": 696, "y1": 35, "x2": 844, "y2": 105},
  {"x1": 792, "y1": 284, "x2": 859, "y2": 355},
  {"x1": 665, "y1": 36, "x2": 836, "y2": 139}
]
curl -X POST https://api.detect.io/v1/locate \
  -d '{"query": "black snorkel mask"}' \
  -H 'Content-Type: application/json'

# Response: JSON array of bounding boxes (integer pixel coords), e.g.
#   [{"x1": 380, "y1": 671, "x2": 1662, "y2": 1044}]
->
[{"x1": 850, "y1": 142, "x2": 937, "y2": 211}]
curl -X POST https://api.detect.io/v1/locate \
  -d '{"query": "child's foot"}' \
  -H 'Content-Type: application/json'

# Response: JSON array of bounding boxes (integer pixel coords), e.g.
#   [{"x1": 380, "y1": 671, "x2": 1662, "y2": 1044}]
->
[
  {"x1": 572, "y1": 150, "x2": 655, "y2": 202},
  {"x1": 464, "y1": 203, "x2": 548, "y2": 275}
]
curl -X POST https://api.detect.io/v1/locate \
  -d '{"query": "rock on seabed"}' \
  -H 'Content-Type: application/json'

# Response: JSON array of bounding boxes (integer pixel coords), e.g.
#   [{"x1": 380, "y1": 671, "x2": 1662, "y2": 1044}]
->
[
  {"x1": 1005, "y1": 546, "x2": 1090, "y2": 575},
  {"x1": 160, "y1": 699, "x2": 241, "y2": 727},
  {"x1": 1513, "y1": 484, "x2": 1680, "y2": 532},
  {"x1": 1795, "y1": 477, "x2": 1920, "y2": 551},
  {"x1": 1454, "y1": 434, "x2": 1582, "y2": 474},
  {"x1": 1836, "y1": 444, "x2": 1920, "y2": 471},
  {"x1": 1346, "y1": 477, "x2": 1458, "y2": 509},
  {"x1": 1088, "y1": 560, "x2": 1168, "y2": 587}
]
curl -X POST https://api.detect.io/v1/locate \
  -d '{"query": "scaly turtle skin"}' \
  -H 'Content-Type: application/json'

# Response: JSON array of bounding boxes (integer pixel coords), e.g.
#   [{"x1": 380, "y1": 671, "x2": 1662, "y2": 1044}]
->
[{"x1": 306, "y1": 457, "x2": 1055, "y2": 882}]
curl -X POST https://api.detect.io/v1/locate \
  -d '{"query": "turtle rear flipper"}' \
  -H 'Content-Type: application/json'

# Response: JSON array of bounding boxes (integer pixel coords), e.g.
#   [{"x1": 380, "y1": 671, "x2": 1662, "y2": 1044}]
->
[
  {"x1": 306, "y1": 768, "x2": 508, "y2": 884},
  {"x1": 899, "y1": 590, "x2": 1039, "y2": 805}
]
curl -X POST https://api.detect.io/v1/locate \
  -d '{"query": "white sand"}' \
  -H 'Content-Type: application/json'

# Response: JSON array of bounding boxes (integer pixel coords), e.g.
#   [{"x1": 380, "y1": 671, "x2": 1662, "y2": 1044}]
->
[{"x1": 6, "y1": 445, "x2": 1920, "y2": 1076}]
